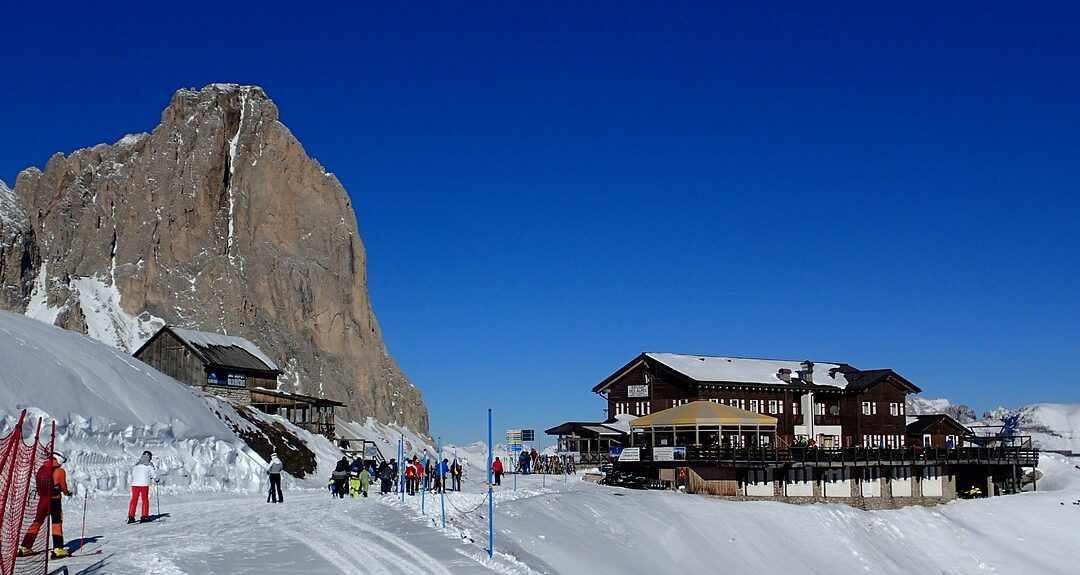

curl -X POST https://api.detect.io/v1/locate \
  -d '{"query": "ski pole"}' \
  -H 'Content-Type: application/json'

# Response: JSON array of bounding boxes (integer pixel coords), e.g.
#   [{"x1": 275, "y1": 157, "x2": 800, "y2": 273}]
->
[
  {"x1": 155, "y1": 481, "x2": 160, "y2": 516},
  {"x1": 78, "y1": 492, "x2": 87, "y2": 553}
]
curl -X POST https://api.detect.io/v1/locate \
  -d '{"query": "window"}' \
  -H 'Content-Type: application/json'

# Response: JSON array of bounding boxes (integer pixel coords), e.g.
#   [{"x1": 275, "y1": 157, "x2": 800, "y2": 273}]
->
[
  {"x1": 862, "y1": 402, "x2": 871, "y2": 415},
  {"x1": 768, "y1": 400, "x2": 778, "y2": 414},
  {"x1": 750, "y1": 399, "x2": 760, "y2": 413},
  {"x1": 709, "y1": 398, "x2": 719, "y2": 403},
  {"x1": 672, "y1": 399, "x2": 689, "y2": 407},
  {"x1": 815, "y1": 403, "x2": 825, "y2": 416},
  {"x1": 792, "y1": 402, "x2": 799, "y2": 415},
  {"x1": 634, "y1": 401, "x2": 651, "y2": 415},
  {"x1": 614, "y1": 402, "x2": 629, "y2": 416},
  {"x1": 889, "y1": 403, "x2": 900, "y2": 416}
]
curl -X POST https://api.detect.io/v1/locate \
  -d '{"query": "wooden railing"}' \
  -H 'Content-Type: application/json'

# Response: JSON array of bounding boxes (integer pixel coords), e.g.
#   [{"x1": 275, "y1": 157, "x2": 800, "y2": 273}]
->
[{"x1": 623, "y1": 445, "x2": 1040, "y2": 467}]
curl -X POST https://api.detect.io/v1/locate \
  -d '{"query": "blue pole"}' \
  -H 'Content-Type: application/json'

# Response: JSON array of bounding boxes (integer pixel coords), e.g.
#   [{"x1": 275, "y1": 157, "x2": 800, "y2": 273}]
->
[
  {"x1": 439, "y1": 436, "x2": 446, "y2": 529},
  {"x1": 487, "y1": 408, "x2": 493, "y2": 559}
]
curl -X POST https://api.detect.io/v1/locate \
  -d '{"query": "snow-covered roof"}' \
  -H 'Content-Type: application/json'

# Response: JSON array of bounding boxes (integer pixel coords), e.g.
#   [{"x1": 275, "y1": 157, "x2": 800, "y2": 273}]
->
[
  {"x1": 170, "y1": 327, "x2": 280, "y2": 372},
  {"x1": 645, "y1": 353, "x2": 850, "y2": 388}
]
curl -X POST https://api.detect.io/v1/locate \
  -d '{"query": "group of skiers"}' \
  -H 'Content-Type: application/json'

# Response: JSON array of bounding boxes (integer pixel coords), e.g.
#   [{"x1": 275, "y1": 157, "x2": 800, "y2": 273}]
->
[
  {"x1": 327, "y1": 455, "x2": 465, "y2": 498},
  {"x1": 17, "y1": 449, "x2": 161, "y2": 560}
]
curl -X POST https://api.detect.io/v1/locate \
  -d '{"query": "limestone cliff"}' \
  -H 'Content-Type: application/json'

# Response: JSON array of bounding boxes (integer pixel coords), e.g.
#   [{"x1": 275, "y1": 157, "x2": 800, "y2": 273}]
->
[{"x1": 0, "y1": 84, "x2": 428, "y2": 433}]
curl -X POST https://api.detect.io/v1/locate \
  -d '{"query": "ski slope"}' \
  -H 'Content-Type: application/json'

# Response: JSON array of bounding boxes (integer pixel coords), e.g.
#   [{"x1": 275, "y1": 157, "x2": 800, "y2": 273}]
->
[
  {"x1": 5, "y1": 309, "x2": 1080, "y2": 573},
  {"x1": 35, "y1": 453, "x2": 1080, "y2": 575}
]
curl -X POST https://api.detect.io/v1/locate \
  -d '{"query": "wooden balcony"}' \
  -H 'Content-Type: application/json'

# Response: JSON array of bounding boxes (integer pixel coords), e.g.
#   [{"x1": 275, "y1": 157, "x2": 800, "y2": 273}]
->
[{"x1": 620, "y1": 445, "x2": 1040, "y2": 468}]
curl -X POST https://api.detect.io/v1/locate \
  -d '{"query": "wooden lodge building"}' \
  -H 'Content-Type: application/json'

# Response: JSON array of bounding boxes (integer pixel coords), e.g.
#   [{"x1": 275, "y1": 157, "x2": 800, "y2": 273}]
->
[
  {"x1": 133, "y1": 326, "x2": 344, "y2": 437},
  {"x1": 548, "y1": 352, "x2": 1039, "y2": 508}
]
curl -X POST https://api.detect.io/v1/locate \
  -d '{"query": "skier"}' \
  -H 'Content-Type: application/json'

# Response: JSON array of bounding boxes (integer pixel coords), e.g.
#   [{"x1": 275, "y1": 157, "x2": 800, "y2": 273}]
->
[
  {"x1": 349, "y1": 469, "x2": 362, "y2": 498},
  {"x1": 331, "y1": 457, "x2": 349, "y2": 499},
  {"x1": 379, "y1": 461, "x2": 394, "y2": 494},
  {"x1": 405, "y1": 458, "x2": 417, "y2": 495},
  {"x1": 451, "y1": 458, "x2": 463, "y2": 491},
  {"x1": 19, "y1": 452, "x2": 73, "y2": 558},
  {"x1": 128, "y1": 450, "x2": 159, "y2": 523},
  {"x1": 266, "y1": 452, "x2": 284, "y2": 503},
  {"x1": 358, "y1": 465, "x2": 372, "y2": 497},
  {"x1": 412, "y1": 457, "x2": 424, "y2": 494},
  {"x1": 492, "y1": 457, "x2": 503, "y2": 486}
]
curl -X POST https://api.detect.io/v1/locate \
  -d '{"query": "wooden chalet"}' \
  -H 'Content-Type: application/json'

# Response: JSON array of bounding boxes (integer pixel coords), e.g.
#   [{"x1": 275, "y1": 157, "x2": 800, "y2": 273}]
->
[
  {"x1": 133, "y1": 326, "x2": 344, "y2": 437},
  {"x1": 548, "y1": 352, "x2": 1040, "y2": 508},
  {"x1": 907, "y1": 414, "x2": 970, "y2": 448}
]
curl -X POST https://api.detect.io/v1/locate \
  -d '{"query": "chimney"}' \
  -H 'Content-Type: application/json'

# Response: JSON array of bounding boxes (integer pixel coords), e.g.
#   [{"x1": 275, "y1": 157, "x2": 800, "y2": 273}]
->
[
  {"x1": 777, "y1": 368, "x2": 792, "y2": 383},
  {"x1": 800, "y1": 360, "x2": 814, "y2": 384}
]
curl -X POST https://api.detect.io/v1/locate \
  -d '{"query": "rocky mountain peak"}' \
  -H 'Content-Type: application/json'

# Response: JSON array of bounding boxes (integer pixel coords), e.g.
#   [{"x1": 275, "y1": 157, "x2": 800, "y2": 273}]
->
[{"x1": 0, "y1": 84, "x2": 429, "y2": 433}]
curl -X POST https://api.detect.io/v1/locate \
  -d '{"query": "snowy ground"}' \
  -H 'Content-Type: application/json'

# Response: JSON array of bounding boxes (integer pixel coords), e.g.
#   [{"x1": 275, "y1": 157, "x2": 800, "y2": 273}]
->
[
  {"x1": 7, "y1": 311, "x2": 1080, "y2": 574},
  {"x1": 32, "y1": 453, "x2": 1080, "y2": 575}
]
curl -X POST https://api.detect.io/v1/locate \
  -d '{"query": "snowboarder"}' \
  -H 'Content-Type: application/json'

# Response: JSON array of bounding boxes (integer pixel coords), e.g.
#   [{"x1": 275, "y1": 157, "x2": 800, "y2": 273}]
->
[
  {"x1": 266, "y1": 452, "x2": 284, "y2": 503},
  {"x1": 19, "y1": 452, "x2": 73, "y2": 558},
  {"x1": 128, "y1": 450, "x2": 159, "y2": 523},
  {"x1": 492, "y1": 457, "x2": 503, "y2": 486}
]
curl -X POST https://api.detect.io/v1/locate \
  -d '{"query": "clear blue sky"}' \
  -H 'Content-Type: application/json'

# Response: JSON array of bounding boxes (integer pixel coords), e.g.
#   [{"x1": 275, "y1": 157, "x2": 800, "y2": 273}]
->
[{"x1": 3, "y1": 3, "x2": 1078, "y2": 446}]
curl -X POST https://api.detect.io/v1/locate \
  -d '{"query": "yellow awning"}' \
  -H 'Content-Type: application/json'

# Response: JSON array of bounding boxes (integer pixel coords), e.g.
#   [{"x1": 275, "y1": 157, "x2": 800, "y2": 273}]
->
[{"x1": 630, "y1": 400, "x2": 777, "y2": 428}]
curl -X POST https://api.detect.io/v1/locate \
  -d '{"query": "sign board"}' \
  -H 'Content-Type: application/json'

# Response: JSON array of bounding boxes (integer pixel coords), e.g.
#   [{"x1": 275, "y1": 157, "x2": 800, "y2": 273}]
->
[
  {"x1": 653, "y1": 447, "x2": 687, "y2": 462},
  {"x1": 506, "y1": 429, "x2": 523, "y2": 453},
  {"x1": 627, "y1": 385, "x2": 649, "y2": 398},
  {"x1": 207, "y1": 372, "x2": 246, "y2": 388},
  {"x1": 609, "y1": 447, "x2": 624, "y2": 459},
  {"x1": 618, "y1": 447, "x2": 641, "y2": 462},
  {"x1": 522, "y1": 429, "x2": 535, "y2": 442}
]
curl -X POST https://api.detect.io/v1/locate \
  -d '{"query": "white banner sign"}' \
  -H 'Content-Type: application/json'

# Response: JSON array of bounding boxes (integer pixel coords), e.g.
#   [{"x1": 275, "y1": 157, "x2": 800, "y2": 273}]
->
[
  {"x1": 618, "y1": 447, "x2": 641, "y2": 462},
  {"x1": 653, "y1": 447, "x2": 675, "y2": 461},
  {"x1": 627, "y1": 385, "x2": 649, "y2": 398}
]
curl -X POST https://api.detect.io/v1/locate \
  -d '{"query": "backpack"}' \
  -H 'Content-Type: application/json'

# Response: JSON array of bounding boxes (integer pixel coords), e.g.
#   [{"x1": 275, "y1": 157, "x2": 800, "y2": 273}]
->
[{"x1": 35, "y1": 462, "x2": 54, "y2": 496}]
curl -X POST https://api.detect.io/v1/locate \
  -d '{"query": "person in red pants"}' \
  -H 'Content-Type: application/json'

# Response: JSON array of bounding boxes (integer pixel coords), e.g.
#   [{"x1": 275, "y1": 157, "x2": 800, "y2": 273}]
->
[
  {"x1": 128, "y1": 451, "x2": 159, "y2": 523},
  {"x1": 19, "y1": 452, "x2": 73, "y2": 558}
]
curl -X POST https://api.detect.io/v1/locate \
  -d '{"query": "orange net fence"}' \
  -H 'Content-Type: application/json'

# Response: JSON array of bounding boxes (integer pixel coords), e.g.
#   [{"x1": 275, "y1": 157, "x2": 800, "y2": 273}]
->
[{"x1": 0, "y1": 412, "x2": 55, "y2": 575}]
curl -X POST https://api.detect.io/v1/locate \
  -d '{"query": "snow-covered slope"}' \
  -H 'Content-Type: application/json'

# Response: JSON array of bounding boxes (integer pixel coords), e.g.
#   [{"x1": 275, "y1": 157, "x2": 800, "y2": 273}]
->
[
  {"x1": 0, "y1": 309, "x2": 337, "y2": 493},
  {"x1": 975, "y1": 403, "x2": 1080, "y2": 452}
]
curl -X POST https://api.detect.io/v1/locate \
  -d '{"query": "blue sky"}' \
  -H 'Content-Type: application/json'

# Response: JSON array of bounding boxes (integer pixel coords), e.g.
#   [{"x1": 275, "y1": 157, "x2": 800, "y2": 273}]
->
[{"x1": 3, "y1": 3, "x2": 1078, "y2": 445}]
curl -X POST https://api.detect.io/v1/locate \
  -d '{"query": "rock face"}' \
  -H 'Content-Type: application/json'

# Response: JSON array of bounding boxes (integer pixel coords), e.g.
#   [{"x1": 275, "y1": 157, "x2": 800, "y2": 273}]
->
[
  {"x1": 0, "y1": 84, "x2": 428, "y2": 433},
  {"x1": 0, "y1": 180, "x2": 39, "y2": 312}
]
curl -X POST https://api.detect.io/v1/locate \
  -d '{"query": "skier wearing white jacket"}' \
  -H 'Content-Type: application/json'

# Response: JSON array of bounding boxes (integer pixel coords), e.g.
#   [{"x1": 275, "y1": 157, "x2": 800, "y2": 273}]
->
[
  {"x1": 266, "y1": 453, "x2": 284, "y2": 503},
  {"x1": 128, "y1": 451, "x2": 159, "y2": 523}
]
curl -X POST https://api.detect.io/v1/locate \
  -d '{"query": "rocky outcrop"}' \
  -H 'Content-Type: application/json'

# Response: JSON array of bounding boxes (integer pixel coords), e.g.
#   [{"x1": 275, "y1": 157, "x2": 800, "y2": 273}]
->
[
  {"x1": 0, "y1": 180, "x2": 38, "y2": 312},
  {"x1": 0, "y1": 84, "x2": 428, "y2": 433}
]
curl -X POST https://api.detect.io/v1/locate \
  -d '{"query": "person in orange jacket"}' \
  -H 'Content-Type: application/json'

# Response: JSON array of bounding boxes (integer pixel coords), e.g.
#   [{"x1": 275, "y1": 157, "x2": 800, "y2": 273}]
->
[{"x1": 19, "y1": 452, "x2": 74, "y2": 558}]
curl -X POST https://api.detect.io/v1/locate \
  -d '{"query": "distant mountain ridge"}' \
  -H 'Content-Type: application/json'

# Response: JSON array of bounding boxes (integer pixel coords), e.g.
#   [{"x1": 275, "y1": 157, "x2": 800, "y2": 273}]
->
[
  {"x1": 907, "y1": 396, "x2": 1080, "y2": 453},
  {"x1": 906, "y1": 396, "x2": 977, "y2": 423},
  {"x1": 0, "y1": 84, "x2": 428, "y2": 433}
]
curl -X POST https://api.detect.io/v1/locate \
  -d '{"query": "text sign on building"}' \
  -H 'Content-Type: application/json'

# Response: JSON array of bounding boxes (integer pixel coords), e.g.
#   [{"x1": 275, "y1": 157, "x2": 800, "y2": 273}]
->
[
  {"x1": 207, "y1": 372, "x2": 247, "y2": 388},
  {"x1": 653, "y1": 447, "x2": 687, "y2": 462},
  {"x1": 627, "y1": 385, "x2": 649, "y2": 398},
  {"x1": 618, "y1": 447, "x2": 641, "y2": 462}
]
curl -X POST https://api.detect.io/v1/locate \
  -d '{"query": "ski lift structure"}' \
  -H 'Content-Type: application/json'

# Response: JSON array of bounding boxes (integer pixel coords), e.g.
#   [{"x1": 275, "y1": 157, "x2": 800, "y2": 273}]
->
[{"x1": 337, "y1": 437, "x2": 385, "y2": 467}]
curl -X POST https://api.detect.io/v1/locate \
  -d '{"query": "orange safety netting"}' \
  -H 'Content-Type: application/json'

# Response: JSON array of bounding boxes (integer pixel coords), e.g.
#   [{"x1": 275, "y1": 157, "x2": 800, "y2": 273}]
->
[{"x1": 0, "y1": 411, "x2": 55, "y2": 575}]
